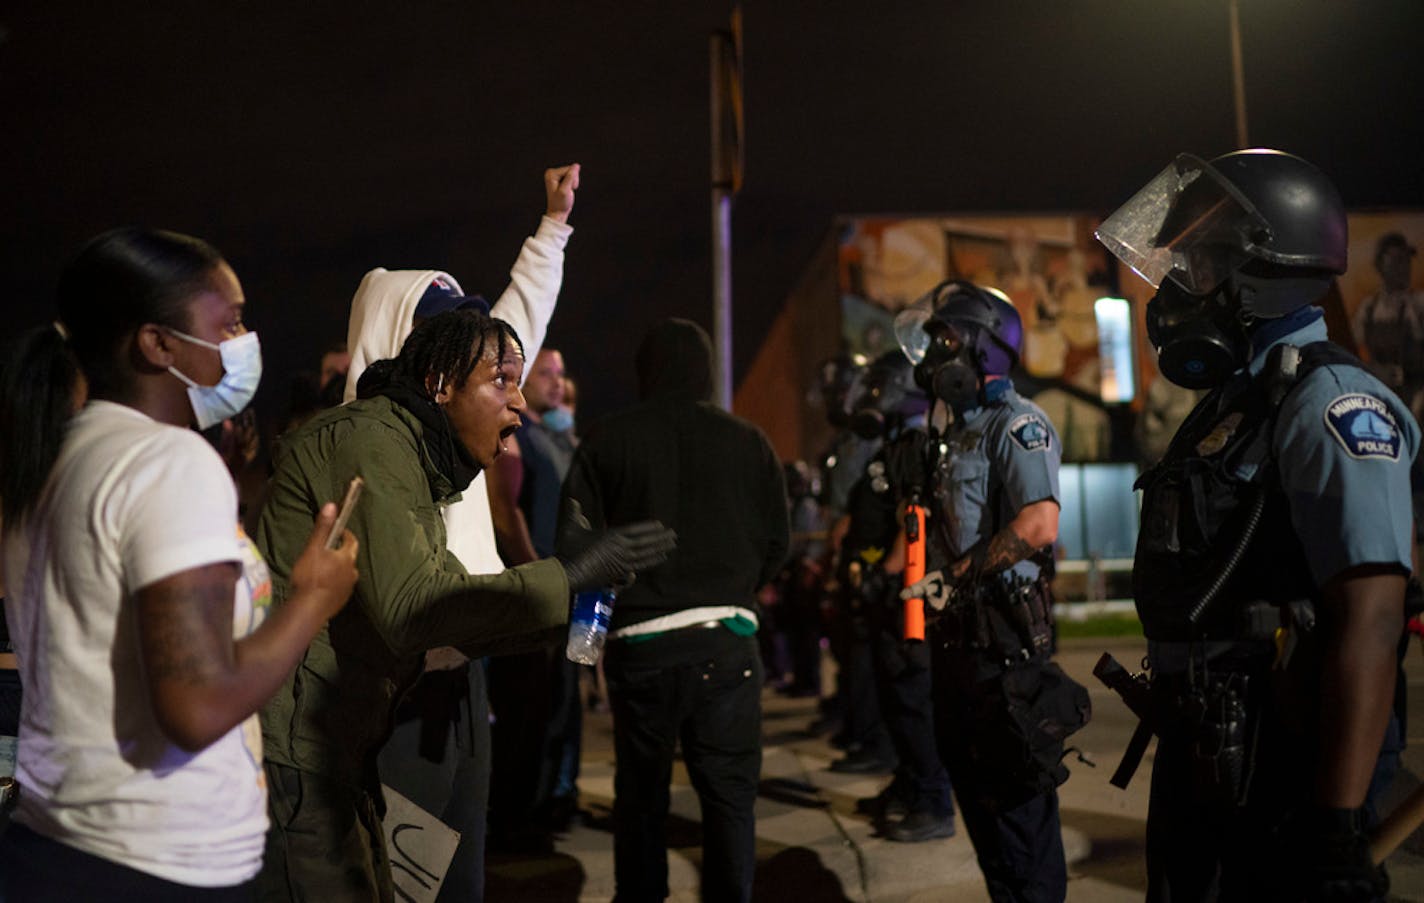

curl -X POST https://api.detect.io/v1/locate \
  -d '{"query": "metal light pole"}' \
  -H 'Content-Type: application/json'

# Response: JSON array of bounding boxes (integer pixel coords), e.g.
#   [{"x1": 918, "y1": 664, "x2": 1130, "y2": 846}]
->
[
  {"x1": 711, "y1": 192, "x2": 733, "y2": 410},
  {"x1": 709, "y1": 12, "x2": 743, "y2": 411},
  {"x1": 1228, "y1": 0, "x2": 1249, "y2": 148},
  {"x1": 710, "y1": 32, "x2": 734, "y2": 410}
]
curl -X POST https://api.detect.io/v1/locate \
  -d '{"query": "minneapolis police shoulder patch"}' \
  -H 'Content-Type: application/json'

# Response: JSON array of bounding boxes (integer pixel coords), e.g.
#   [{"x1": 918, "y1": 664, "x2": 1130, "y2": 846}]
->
[
  {"x1": 1008, "y1": 413, "x2": 1051, "y2": 452},
  {"x1": 1324, "y1": 393, "x2": 1401, "y2": 461}
]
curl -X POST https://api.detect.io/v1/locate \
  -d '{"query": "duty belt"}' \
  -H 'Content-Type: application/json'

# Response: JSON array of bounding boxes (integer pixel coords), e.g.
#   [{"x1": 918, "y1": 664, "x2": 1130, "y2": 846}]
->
[{"x1": 1095, "y1": 598, "x2": 1313, "y2": 792}]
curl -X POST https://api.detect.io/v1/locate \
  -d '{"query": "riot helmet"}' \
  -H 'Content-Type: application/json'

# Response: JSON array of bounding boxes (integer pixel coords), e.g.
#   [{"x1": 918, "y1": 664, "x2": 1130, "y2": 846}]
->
[
  {"x1": 1096, "y1": 149, "x2": 1347, "y2": 388},
  {"x1": 895, "y1": 280, "x2": 1022, "y2": 409},
  {"x1": 816, "y1": 352, "x2": 869, "y2": 428},
  {"x1": 845, "y1": 350, "x2": 929, "y2": 439}
]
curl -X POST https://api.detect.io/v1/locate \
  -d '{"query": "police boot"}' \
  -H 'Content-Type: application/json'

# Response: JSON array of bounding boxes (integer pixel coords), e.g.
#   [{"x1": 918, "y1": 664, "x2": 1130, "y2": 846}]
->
[
  {"x1": 829, "y1": 746, "x2": 896, "y2": 774},
  {"x1": 886, "y1": 810, "x2": 957, "y2": 843},
  {"x1": 855, "y1": 780, "x2": 910, "y2": 819}
]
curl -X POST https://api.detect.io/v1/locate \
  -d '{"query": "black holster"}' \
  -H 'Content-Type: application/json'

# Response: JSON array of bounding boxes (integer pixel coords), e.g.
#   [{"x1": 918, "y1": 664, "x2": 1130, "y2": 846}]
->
[
  {"x1": 965, "y1": 574, "x2": 1055, "y2": 666},
  {"x1": 1153, "y1": 665, "x2": 1261, "y2": 810}
]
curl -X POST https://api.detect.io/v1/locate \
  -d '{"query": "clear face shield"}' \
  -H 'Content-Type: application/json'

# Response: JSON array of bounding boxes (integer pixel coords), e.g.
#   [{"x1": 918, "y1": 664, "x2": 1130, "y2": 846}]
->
[
  {"x1": 895, "y1": 288, "x2": 979, "y2": 368},
  {"x1": 894, "y1": 291, "x2": 936, "y2": 365},
  {"x1": 847, "y1": 361, "x2": 910, "y2": 415},
  {"x1": 1095, "y1": 154, "x2": 1272, "y2": 296}
]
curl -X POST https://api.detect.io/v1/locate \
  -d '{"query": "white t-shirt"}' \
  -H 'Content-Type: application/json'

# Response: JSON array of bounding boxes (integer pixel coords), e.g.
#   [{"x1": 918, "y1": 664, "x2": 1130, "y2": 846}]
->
[{"x1": 0, "y1": 401, "x2": 269, "y2": 886}]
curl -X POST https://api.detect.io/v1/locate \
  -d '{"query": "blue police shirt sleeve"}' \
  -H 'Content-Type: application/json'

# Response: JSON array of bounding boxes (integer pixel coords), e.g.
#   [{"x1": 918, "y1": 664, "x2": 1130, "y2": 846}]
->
[
  {"x1": 1273, "y1": 364, "x2": 1419, "y2": 586},
  {"x1": 992, "y1": 399, "x2": 1062, "y2": 513}
]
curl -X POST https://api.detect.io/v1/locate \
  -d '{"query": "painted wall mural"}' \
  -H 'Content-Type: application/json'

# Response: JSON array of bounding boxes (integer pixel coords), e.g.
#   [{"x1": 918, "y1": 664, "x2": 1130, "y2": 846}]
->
[
  {"x1": 837, "y1": 215, "x2": 1117, "y2": 461},
  {"x1": 836, "y1": 212, "x2": 1424, "y2": 463}
]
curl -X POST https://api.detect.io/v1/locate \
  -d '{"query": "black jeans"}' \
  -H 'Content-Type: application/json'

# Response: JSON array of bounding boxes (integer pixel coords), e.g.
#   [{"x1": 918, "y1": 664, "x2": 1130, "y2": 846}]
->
[
  {"x1": 1, "y1": 823, "x2": 255, "y2": 903},
  {"x1": 605, "y1": 627, "x2": 762, "y2": 903}
]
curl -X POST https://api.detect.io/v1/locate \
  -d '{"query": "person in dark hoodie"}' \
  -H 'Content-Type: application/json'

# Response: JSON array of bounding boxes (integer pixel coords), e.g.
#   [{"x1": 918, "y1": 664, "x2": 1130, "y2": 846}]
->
[{"x1": 559, "y1": 318, "x2": 789, "y2": 903}]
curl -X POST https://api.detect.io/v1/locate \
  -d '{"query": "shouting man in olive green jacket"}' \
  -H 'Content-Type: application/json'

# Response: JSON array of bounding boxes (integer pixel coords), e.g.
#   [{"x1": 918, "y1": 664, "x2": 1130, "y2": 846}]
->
[{"x1": 254, "y1": 310, "x2": 674, "y2": 903}]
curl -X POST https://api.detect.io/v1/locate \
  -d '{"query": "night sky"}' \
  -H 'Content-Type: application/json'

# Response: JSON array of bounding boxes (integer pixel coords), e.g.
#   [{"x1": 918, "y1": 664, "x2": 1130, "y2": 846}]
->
[{"x1": 3, "y1": 1, "x2": 1421, "y2": 431}]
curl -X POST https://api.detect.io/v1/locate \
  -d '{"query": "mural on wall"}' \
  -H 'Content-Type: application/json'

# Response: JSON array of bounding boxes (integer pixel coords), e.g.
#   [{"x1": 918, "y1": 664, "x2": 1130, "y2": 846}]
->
[
  {"x1": 837, "y1": 212, "x2": 1424, "y2": 463},
  {"x1": 837, "y1": 215, "x2": 1117, "y2": 461},
  {"x1": 1338, "y1": 215, "x2": 1424, "y2": 424}
]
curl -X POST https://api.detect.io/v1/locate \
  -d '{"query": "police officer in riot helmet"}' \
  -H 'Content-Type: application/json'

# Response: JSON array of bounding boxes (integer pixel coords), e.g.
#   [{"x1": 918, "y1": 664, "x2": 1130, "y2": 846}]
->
[
  {"x1": 824, "y1": 352, "x2": 922, "y2": 776},
  {"x1": 818, "y1": 352, "x2": 878, "y2": 517},
  {"x1": 835, "y1": 352, "x2": 959, "y2": 838},
  {"x1": 820, "y1": 352, "x2": 868, "y2": 431},
  {"x1": 845, "y1": 350, "x2": 925, "y2": 442},
  {"x1": 896, "y1": 281, "x2": 1089, "y2": 901},
  {"x1": 1097, "y1": 149, "x2": 1418, "y2": 901},
  {"x1": 809, "y1": 352, "x2": 876, "y2": 719}
]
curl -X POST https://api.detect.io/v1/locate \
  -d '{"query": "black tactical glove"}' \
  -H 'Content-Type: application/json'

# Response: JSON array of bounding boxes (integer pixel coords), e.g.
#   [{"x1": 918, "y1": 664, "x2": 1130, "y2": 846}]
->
[
  {"x1": 1290, "y1": 806, "x2": 1388, "y2": 902},
  {"x1": 559, "y1": 520, "x2": 678, "y2": 593},
  {"x1": 883, "y1": 429, "x2": 930, "y2": 498}
]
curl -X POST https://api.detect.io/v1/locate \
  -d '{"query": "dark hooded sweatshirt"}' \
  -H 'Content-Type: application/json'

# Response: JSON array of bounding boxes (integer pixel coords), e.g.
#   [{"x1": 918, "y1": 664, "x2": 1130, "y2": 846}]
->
[{"x1": 559, "y1": 318, "x2": 789, "y2": 632}]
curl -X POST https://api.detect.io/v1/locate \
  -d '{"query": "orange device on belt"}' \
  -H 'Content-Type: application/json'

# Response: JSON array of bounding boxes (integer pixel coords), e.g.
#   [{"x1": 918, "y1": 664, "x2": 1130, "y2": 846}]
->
[{"x1": 904, "y1": 500, "x2": 927, "y2": 641}]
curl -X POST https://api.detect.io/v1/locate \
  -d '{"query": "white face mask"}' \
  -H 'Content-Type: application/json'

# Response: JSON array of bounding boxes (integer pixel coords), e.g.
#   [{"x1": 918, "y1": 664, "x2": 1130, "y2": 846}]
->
[{"x1": 166, "y1": 329, "x2": 263, "y2": 429}]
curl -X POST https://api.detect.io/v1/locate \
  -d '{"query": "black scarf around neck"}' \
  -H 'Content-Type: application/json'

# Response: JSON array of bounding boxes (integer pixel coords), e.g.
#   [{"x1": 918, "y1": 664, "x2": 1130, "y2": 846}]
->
[{"x1": 357, "y1": 360, "x2": 482, "y2": 494}]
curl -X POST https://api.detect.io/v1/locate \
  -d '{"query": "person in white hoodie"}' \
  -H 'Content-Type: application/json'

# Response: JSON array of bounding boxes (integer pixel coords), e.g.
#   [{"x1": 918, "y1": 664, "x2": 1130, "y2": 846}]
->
[{"x1": 342, "y1": 163, "x2": 579, "y2": 903}]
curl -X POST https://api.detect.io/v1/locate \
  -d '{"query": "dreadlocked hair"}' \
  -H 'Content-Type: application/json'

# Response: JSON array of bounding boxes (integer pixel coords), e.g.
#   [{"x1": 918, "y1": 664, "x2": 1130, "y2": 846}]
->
[{"x1": 392, "y1": 309, "x2": 524, "y2": 397}]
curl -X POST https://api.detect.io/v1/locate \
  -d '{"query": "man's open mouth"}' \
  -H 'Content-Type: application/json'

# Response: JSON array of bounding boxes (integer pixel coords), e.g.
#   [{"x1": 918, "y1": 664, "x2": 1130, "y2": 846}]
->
[{"x1": 496, "y1": 422, "x2": 519, "y2": 455}]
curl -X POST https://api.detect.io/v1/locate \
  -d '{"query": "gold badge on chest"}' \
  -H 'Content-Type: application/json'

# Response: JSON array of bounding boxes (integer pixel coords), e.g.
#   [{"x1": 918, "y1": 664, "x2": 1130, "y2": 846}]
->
[{"x1": 1195, "y1": 412, "x2": 1243, "y2": 456}]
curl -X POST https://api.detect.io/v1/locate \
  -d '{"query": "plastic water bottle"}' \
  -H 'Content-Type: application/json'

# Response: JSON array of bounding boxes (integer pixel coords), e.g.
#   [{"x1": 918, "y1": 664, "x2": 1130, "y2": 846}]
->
[{"x1": 566, "y1": 589, "x2": 615, "y2": 665}]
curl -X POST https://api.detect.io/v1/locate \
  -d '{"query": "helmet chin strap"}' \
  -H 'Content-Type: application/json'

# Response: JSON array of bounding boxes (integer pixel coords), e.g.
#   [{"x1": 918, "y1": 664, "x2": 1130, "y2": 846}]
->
[{"x1": 1233, "y1": 270, "x2": 1332, "y2": 320}]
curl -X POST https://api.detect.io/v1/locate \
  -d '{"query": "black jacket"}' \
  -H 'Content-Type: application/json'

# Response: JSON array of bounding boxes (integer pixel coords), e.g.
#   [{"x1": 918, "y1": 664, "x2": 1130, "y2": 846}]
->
[{"x1": 560, "y1": 318, "x2": 789, "y2": 630}]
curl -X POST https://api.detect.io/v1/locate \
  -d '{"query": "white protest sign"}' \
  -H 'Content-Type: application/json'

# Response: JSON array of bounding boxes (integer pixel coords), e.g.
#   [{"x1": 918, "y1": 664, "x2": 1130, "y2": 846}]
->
[{"x1": 382, "y1": 784, "x2": 461, "y2": 903}]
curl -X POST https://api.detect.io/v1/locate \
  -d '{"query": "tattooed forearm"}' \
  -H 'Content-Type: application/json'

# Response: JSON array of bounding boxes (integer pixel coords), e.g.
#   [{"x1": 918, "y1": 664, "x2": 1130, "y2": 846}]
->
[
  {"x1": 952, "y1": 527, "x2": 1039, "y2": 584},
  {"x1": 136, "y1": 564, "x2": 237, "y2": 687}
]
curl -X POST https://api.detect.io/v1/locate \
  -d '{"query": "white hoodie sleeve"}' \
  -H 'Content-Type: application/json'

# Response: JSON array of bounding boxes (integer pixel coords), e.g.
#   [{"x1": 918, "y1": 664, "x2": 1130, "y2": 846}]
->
[
  {"x1": 338, "y1": 220, "x2": 570, "y2": 579},
  {"x1": 490, "y1": 216, "x2": 573, "y2": 370},
  {"x1": 449, "y1": 217, "x2": 572, "y2": 576}
]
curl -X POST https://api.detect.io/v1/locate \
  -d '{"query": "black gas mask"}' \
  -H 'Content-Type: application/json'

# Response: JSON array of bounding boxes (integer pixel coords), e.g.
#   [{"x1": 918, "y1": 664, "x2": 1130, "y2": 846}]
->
[
  {"x1": 1147, "y1": 266, "x2": 1333, "y2": 390},
  {"x1": 1146, "y1": 279, "x2": 1249, "y2": 390},
  {"x1": 913, "y1": 321, "x2": 982, "y2": 411},
  {"x1": 848, "y1": 401, "x2": 894, "y2": 440},
  {"x1": 848, "y1": 353, "x2": 927, "y2": 439}
]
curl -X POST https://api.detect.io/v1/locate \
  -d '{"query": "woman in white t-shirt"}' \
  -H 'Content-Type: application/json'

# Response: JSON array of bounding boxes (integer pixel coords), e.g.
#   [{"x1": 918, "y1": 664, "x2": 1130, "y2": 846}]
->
[{"x1": 0, "y1": 228, "x2": 360, "y2": 902}]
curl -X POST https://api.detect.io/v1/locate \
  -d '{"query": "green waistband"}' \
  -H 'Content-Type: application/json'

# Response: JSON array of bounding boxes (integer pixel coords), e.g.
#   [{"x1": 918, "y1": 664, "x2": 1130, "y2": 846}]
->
[{"x1": 623, "y1": 613, "x2": 758, "y2": 645}]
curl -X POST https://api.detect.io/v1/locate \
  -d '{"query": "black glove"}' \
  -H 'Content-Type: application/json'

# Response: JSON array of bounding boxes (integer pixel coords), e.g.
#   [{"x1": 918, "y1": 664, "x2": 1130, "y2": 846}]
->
[
  {"x1": 560, "y1": 520, "x2": 678, "y2": 593},
  {"x1": 883, "y1": 429, "x2": 930, "y2": 498},
  {"x1": 1290, "y1": 807, "x2": 1388, "y2": 902}
]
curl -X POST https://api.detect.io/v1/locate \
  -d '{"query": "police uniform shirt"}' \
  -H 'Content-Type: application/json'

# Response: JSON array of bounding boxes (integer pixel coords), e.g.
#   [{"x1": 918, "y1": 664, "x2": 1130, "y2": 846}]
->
[
  {"x1": 1258, "y1": 316, "x2": 1420, "y2": 585},
  {"x1": 935, "y1": 382, "x2": 1061, "y2": 582}
]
